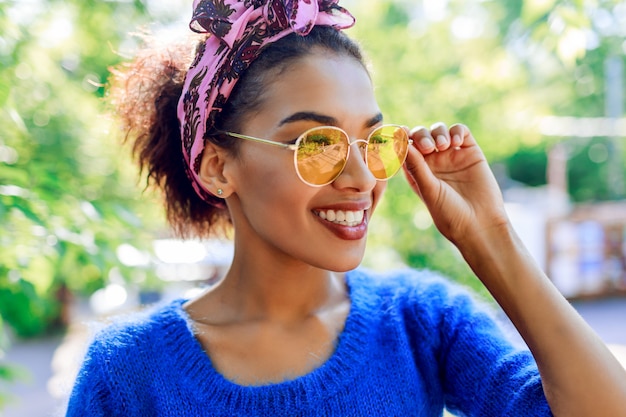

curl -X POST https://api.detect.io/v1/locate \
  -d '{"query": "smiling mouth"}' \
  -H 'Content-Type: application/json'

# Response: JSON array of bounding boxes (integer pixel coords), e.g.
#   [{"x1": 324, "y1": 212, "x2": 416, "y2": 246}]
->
[{"x1": 314, "y1": 209, "x2": 365, "y2": 227}]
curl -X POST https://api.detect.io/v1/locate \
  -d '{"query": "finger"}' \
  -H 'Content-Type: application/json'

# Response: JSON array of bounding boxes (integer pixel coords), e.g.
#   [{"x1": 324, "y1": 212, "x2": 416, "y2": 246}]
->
[
  {"x1": 430, "y1": 121, "x2": 451, "y2": 152},
  {"x1": 409, "y1": 126, "x2": 436, "y2": 154},
  {"x1": 449, "y1": 123, "x2": 477, "y2": 148}
]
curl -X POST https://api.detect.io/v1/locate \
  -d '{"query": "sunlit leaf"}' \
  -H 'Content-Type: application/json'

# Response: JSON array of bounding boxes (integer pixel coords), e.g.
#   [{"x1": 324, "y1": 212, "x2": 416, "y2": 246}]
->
[{"x1": 521, "y1": 0, "x2": 558, "y2": 25}]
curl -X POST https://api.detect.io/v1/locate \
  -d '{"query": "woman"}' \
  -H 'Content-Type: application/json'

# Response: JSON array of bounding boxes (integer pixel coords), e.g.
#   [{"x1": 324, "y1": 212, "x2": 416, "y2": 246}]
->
[{"x1": 66, "y1": 0, "x2": 626, "y2": 415}]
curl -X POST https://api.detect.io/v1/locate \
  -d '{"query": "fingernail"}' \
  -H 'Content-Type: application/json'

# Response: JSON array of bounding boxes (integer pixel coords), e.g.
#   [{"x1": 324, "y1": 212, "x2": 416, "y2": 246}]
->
[
  {"x1": 419, "y1": 137, "x2": 435, "y2": 150},
  {"x1": 436, "y1": 135, "x2": 448, "y2": 147},
  {"x1": 452, "y1": 134, "x2": 462, "y2": 147}
]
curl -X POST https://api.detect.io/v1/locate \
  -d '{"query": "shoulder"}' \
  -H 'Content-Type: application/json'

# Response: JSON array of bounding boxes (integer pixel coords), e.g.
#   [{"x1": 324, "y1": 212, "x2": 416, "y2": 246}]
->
[
  {"x1": 74, "y1": 299, "x2": 195, "y2": 395},
  {"x1": 67, "y1": 299, "x2": 195, "y2": 415},
  {"x1": 83, "y1": 299, "x2": 190, "y2": 364},
  {"x1": 349, "y1": 267, "x2": 501, "y2": 334},
  {"x1": 349, "y1": 267, "x2": 483, "y2": 309}
]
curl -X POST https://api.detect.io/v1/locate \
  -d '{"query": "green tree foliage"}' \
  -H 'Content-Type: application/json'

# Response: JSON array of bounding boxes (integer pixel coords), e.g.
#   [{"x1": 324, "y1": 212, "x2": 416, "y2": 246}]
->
[
  {"x1": 505, "y1": 0, "x2": 626, "y2": 202},
  {"x1": 0, "y1": 0, "x2": 169, "y2": 338}
]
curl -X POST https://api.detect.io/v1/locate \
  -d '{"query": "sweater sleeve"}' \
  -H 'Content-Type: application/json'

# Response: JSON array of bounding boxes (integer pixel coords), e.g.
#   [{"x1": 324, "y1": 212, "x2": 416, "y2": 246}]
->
[
  {"x1": 65, "y1": 340, "x2": 115, "y2": 417},
  {"x1": 435, "y1": 283, "x2": 552, "y2": 416}
]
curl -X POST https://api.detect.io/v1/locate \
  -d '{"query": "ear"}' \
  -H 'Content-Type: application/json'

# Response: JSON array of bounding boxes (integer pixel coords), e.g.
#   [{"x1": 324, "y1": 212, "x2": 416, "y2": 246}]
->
[{"x1": 198, "y1": 141, "x2": 232, "y2": 198}]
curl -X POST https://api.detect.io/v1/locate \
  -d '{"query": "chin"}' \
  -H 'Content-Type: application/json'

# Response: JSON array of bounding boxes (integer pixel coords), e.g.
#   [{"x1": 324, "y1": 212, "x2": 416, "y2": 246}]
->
[{"x1": 323, "y1": 252, "x2": 365, "y2": 273}]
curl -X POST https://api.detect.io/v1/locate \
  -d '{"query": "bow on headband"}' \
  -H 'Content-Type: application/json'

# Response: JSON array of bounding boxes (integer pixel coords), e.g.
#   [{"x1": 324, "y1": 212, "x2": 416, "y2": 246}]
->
[{"x1": 176, "y1": 0, "x2": 355, "y2": 204}]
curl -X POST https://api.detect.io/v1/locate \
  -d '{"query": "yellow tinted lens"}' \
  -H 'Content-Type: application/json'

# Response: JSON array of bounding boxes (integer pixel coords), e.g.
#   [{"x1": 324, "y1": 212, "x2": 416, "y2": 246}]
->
[
  {"x1": 296, "y1": 127, "x2": 348, "y2": 185},
  {"x1": 367, "y1": 125, "x2": 409, "y2": 179}
]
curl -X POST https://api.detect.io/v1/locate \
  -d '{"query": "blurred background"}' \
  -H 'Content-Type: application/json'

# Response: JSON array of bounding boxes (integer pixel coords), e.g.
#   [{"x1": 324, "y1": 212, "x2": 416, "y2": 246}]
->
[{"x1": 1, "y1": 0, "x2": 625, "y2": 416}]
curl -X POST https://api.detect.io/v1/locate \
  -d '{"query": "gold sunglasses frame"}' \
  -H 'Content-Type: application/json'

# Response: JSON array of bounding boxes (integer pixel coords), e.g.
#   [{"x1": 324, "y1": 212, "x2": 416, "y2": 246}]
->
[{"x1": 222, "y1": 124, "x2": 412, "y2": 187}]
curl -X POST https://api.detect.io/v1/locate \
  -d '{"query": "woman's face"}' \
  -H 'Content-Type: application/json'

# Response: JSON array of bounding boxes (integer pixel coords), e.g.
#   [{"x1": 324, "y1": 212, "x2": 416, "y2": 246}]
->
[{"x1": 223, "y1": 50, "x2": 387, "y2": 272}]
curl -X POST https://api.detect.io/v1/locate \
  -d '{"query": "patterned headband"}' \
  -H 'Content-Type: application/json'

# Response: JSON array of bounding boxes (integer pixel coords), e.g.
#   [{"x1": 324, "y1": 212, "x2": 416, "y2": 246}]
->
[{"x1": 176, "y1": 0, "x2": 355, "y2": 203}]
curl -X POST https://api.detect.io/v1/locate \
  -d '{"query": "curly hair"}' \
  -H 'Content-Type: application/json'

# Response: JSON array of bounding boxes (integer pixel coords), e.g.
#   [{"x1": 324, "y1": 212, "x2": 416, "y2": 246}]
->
[{"x1": 108, "y1": 26, "x2": 366, "y2": 238}]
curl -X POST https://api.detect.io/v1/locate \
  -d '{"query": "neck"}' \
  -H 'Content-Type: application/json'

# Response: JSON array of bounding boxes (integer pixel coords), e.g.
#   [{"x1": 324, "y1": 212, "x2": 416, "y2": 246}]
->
[
  {"x1": 187, "y1": 248, "x2": 349, "y2": 325},
  {"x1": 233, "y1": 260, "x2": 345, "y2": 319}
]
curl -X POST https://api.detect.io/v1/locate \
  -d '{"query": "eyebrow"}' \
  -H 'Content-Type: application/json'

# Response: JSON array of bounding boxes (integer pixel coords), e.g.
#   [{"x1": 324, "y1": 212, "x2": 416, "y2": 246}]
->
[
  {"x1": 366, "y1": 113, "x2": 384, "y2": 127},
  {"x1": 278, "y1": 111, "x2": 384, "y2": 128}
]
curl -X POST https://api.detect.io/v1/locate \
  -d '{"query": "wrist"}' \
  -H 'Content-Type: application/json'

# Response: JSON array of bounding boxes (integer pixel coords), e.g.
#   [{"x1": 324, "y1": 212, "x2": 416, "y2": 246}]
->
[
  {"x1": 454, "y1": 217, "x2": 518, "y2": 260},
  {"x1": 455, "y1": 220, "x2": 543, "y2": 294}
]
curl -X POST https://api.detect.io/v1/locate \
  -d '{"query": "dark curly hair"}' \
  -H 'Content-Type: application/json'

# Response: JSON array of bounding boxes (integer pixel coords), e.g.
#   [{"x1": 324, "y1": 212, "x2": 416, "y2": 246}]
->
[{"x1": 108, "y1": 26, "x2": 366, "y2": 238}]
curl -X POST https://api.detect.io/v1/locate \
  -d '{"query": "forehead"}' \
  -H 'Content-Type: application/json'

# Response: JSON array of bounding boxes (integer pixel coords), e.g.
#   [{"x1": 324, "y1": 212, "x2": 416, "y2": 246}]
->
[{"x1": 254, "y1": 51, "x2": 380, "y2": 128}]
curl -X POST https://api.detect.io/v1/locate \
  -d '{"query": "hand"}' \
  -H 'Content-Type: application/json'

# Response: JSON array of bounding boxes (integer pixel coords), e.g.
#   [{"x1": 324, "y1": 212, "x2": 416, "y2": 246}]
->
[{"x1": 402, "y1": 122, "x2": 509, "y2": 248}]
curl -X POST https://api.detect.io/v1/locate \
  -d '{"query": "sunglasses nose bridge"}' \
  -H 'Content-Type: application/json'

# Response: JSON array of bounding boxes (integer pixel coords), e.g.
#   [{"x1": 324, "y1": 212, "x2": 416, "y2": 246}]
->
[
  {"x1": 348, "y1": 138, "x2": 369, "y2": 146},
  {"x1": 341, "y1": 137, "x2": 374, "y2": 179},
  {"x1": 348, "y1": 138, "x2": 369, "y2": 157}
]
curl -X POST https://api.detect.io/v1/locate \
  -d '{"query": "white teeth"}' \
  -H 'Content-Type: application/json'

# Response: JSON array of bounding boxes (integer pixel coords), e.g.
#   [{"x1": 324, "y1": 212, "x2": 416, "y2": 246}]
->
[{"x1": 316, "y1": 209, "x2": 365, "y2": 226}]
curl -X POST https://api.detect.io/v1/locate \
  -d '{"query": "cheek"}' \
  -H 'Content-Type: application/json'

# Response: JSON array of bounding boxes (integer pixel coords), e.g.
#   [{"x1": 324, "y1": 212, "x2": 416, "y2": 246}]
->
[
  {"x1": 370, "y1": 181, "x2": 387, "y2": 213},
  {"x1": 232, "y1": 147, "x2": 307, "y2": 205}
]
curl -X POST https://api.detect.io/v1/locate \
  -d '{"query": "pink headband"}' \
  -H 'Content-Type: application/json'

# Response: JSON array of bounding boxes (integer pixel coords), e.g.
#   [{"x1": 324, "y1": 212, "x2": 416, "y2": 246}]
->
[{"x1": 177, "y1": 0, "x2": 355, "y2": 203}]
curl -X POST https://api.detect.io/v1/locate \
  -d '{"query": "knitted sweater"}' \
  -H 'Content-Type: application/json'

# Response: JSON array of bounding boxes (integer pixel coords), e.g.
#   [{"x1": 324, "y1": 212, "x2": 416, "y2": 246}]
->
[{"x1": 66, "y1": 268, "x2": 552, "y2": 416}]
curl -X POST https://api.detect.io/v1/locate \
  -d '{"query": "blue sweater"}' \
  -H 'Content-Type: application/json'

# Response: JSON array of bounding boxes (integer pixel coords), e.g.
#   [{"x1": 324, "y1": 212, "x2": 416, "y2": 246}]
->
[{"x1": 66, "y1": 269, "x2": 552, "y2": 416}]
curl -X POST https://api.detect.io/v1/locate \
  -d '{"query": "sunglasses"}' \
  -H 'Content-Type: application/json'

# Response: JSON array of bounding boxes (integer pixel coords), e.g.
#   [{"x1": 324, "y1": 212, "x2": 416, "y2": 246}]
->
[{"x1": 222, "y1": 124, "x2": 412, "y2": 187}]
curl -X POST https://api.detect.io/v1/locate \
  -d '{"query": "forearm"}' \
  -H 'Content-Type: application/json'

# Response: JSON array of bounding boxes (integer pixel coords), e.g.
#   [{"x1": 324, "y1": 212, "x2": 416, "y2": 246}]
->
[{"x1": 457, "y1": 223, "x2": 626, "y2": 416}]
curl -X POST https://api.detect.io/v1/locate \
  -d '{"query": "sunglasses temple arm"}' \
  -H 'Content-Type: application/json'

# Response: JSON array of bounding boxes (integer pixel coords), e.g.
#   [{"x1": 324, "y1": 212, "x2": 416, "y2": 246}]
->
[{"x1": 223, "y1": 132, "x2": 296, "y2": 150}]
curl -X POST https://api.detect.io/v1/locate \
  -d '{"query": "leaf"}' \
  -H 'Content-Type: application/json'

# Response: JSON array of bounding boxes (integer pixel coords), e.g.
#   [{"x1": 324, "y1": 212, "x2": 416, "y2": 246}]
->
[
  {"x1": 0, "y1": 364, "x2": 29, "y2": 383},
  {"x1": 0, "y1": 168, "x2": 30, "y2": 188},
  {"x1": 12, "y1": 201, "x2": 43, "y2": 226},
  {"x1": 0, "y1": 73, "x2": 10, "y2": 107},
  {"x1": 521, "y1": 0, "x2": 558, "y2": 25}
]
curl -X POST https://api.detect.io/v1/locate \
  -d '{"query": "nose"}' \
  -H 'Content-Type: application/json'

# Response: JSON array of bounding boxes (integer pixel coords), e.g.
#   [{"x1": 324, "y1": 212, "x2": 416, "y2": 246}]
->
[{"x1": 332, "y1": 139, "x2": 377, "y2": 191}]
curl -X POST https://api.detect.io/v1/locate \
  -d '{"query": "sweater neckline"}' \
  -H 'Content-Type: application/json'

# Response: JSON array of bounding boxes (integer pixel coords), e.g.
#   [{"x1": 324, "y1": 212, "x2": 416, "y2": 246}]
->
[{"x1": 160, "y1": 269, "x2": 376, "y2": 412}]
